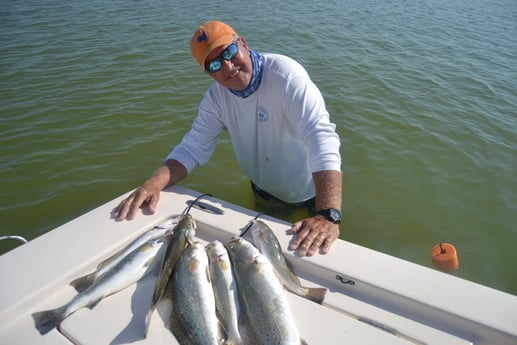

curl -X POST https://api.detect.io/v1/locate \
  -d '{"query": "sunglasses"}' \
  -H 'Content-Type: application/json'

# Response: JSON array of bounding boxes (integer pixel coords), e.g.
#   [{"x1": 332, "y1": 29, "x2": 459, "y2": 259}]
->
[{"x1": 205, "y1": 41, "x2": 239, "y2": 73}]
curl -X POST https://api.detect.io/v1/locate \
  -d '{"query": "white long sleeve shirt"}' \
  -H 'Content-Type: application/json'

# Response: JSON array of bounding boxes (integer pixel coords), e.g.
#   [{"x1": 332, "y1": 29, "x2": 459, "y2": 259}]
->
[{"x1": 167, "y1": 53, "x2": 341, "y2": 203}]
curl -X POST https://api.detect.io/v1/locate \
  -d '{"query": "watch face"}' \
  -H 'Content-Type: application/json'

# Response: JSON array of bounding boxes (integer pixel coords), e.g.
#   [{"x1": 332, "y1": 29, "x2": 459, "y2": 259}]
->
[
  {"x1": 317, "y1": 208, "x2": 342, "y2": 223},
  {"x1": 329, "y1": 208, "x2": 342, "y2": 223}
]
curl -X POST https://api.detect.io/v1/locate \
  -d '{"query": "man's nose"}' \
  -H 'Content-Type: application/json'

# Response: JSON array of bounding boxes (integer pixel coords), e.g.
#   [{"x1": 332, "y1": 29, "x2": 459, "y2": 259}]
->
[{"x1": 221, "y1": 59, "x2": 235, "y2": 71}]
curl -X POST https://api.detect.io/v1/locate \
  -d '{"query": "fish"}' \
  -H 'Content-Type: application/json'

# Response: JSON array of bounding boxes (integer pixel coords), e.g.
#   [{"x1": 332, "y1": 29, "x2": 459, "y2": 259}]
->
[
  {"x1": 32, "y1": 237, "x2": 166, "y2": 335},
  {"x1": 225, "y1": 237, "x2": 307, "y2": 345},
  {"x1": 69, "y1": 216, "x2": 179, "y2": 292},
  {"x1": 250, "y1": 219, "x2": 327, "y2": 304},
  {"x1": 169, "y1": 242, "x2": 221, "y2": 345},
  {"x1": 206, "y1": 240, "x2": 242, "y2": 345},
  {"x1": 144, "y1": 214, "x2": 196, "y2": 335}
]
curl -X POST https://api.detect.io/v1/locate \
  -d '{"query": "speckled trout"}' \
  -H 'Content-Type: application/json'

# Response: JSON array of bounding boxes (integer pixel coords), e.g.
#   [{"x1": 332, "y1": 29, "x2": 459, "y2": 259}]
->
[
  {"x1": 32, "y1": 237, "x2": 165, "y2": 335},
  {"x1": 226, "y1": 237, "x2": 307, "y2": 345},
  {"x1": 69, "y1": 216, "x2": 179, "y2": 292},
  {"x1": 250, "y1": 219, "x2": 327, "y2": 304},
  {"x1": 145, "y1": 214, "x2": 196, "y2": 335},
  {"x1": 206, "y1": 240, "x2": 242, "y2": 345},
  {"x1": 169, "y1": 242, "x2": 221, "y2": 345}
]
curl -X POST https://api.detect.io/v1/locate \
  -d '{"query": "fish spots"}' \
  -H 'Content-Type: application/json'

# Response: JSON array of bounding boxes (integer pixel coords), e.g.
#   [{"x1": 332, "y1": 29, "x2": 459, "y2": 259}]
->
[{"x1": 272, "y1": 298, "x2": 284, "y2": 312}]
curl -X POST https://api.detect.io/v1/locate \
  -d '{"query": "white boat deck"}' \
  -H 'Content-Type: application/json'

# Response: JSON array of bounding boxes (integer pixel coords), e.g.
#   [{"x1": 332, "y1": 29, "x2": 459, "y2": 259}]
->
[{"x1": 1, "y1": 185, "x2": 516, "y2": 344}]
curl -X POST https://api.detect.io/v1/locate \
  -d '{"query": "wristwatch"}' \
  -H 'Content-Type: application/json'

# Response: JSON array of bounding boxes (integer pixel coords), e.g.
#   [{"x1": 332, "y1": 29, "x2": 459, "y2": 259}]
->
[{"x1": 317, "y1": 208, "x2": 342, "y2": 224}]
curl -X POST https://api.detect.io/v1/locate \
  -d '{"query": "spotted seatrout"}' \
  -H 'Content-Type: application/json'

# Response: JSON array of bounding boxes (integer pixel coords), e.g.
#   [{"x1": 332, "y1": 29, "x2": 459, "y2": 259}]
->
[
  {"x1": 206, "y1": 240, "x2": 242, "y2": 345},
  {"x1": 144, "y1": 214, "x2": 196, "y2": 335},
  {"x1": 226, "y1": 237, "x2": 307, "y2": 345},
  {"x1": 250, "y1": 219, "x2": 327, "y2": 304},
  {"x1": 70, "y1": 216, "x2": 178, "y2": 292},
  {"x1": 169, "y1": 242, "x2": 220, "y2": 345},
  {"x1": 32, "y1": 237, "x2": 165, "y2": 335}
]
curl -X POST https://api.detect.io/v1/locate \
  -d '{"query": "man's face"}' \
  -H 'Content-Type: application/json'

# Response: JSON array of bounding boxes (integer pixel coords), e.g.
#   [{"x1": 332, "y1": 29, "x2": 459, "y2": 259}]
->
[{"x1": 204, "y1": 38, "x2": 252, "y2": 92}]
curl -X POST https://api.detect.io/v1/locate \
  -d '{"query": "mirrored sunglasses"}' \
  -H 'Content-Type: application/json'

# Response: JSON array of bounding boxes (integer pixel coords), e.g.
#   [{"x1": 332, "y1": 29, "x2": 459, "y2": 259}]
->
[{"x1": 205, "y1": 41, "x2": 239, "y2": 73}]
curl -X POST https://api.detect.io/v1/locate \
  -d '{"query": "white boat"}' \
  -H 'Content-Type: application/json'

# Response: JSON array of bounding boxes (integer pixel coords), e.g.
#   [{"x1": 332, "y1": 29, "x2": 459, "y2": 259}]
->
[{"x1": 1, "y1": 185, "x2": 516, "y2": 345}]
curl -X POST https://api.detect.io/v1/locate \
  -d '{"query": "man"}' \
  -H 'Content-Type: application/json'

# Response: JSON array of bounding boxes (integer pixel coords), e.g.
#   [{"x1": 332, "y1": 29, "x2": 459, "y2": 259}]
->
[{"x1": 114, "y1": 21, "x2": 342, "y2": 257}]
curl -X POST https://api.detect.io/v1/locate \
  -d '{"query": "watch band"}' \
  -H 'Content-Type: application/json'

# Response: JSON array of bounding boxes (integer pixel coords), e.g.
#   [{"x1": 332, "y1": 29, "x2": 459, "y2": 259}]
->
[{"x1": 316, "y1": 208, "x2": 342, "y2": 224}]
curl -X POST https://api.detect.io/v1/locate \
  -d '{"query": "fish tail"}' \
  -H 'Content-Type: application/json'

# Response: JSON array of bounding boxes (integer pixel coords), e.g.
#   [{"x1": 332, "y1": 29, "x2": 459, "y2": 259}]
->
[
  {"x1": 222, "y1": 333, "x2": 244, "y2": 345},
  {"x1": 143, "y1": 304, "x2": 155, "y2": 337},
  {"x1": 31, "y1": 306, "x2": 67, "y2": 335},
  {"x1": 69, "y1": 272, "x2": 96, "y2": 292},
  {"x1": 223, "y1": 339, "x2": 242, "y2": 345},
  {"x1": 305, "y1": 287, "x2": 328, "y2": 305}
]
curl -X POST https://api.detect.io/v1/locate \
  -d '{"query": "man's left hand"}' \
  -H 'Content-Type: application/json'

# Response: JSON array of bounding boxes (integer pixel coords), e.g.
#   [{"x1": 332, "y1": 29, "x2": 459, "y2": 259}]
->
[{"x1": 289, "y1": 216, "x2": 340, "y2": 256}]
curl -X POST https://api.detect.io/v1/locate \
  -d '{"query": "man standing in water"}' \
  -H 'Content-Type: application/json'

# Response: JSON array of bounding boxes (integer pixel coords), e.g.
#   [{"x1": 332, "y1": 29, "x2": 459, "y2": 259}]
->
[{"x1": 114, "y1": 21, "x2": 342, "y2": 257}]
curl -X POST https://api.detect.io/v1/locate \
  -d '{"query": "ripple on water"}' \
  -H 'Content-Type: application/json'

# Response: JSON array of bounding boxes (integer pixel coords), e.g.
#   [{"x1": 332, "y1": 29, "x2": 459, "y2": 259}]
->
[{"x1": 1, "y1": 0, "x2": 516, "y2": 294}]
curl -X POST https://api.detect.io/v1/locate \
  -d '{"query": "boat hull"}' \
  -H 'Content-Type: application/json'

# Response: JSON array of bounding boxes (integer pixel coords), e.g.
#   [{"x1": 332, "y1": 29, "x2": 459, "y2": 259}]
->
[{"x1": 1, "y1": 185, "x2": 516, "y2": 344}]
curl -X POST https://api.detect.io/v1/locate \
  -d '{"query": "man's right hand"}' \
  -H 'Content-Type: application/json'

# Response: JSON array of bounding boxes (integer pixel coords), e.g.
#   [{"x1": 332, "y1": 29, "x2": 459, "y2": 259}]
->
[
  {"x1": 113, "y1": 159, "x2": 188, "y2": 221},
  {"x1": 113, "y1": 185, "x2": 161, "y2": 221}
]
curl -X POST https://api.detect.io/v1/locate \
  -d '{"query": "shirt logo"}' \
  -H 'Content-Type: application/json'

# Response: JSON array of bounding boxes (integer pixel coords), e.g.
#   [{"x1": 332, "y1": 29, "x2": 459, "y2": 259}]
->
[{"x1": 257, "y1": 106, "x2": 269, "y2": 122}]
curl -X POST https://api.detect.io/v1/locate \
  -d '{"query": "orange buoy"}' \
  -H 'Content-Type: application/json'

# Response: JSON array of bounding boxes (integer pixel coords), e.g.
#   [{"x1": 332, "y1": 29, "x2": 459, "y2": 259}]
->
[{"x1": 431, "y1": 243, "x2": 459, "y2": 272}]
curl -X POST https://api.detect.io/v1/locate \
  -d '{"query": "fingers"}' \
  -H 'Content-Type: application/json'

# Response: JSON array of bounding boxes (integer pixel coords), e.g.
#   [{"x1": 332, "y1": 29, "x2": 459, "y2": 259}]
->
[
  {"x1": 319, "y1": 236, "x2": 336, "y2": 255},
  {"x1": 304, "y1": 233, "x2": 327, "y2": 257},
  {"x1": 147, "y1": 193, "x2": 159, "y2": 213},
  {"x1": 113, "y1": 188, "x2": 159, "y2": 221},
  {"x1": 296, "y1": 233, "x2": 326, "y2": 257},
  {"x1": 113, "y1": 195, "x2": 137, "y2": 221},
  {"x1": 289, "y1": 218, "x2": 339, "y2": 257},
  {"x1": 126, "y1": 194, "x2": 143, "y2": 220},
  {"x1": 113, "y1": 199, "x2": 127, "y2": 221},
  {"x1": 291, "y1": 220, "x2": 302, "y2": 234}
]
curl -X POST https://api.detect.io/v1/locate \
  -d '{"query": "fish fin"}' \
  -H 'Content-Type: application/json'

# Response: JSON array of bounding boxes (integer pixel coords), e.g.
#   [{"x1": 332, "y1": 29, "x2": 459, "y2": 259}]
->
[
  {"x1": 206, "y1": 266, "x2": 212, "y2": 284},
  {"x1": 96, "y1": 254, "x2": 116, "y2": 270},
  {"x1": 144, "y1": 307, "x2": 153, "y2": 337},
  {"x1": 145, "y1": 268, "x2": 169, "y2": 337},
  {"x1": 186, "y1": 232, "x2": 196, "y2": 246},
  {"x1": 305, "y1": 287, "x2": 328, "y2": 305},
  {"x1": 145, "y1": 274, "x2": 172, "y2": 338},
  {"x1": 217, "y1": 321, "x2": 228, "y2": 344},
  {"x1": 144, "y1": 256, "x2": 157, "y2": 269},
  {"x1": 163, "y1": 232, "x2": 174, "y2": 242},
  {"x1": 69, "y1": 272, "x2": 96, "y2": 293},
  {"x1": 32, "y1": 306, "x2": 67, "y2": 335},
  {"x1": 272, "y1": 268, "x2": 284, "y2": 285},
  {"x1": 222, "y1": 333, "x2": 243, "y2": 345},
  {"x1": 283, "y1": 257, "x2": 302, "y2": 285},
  {"x1": 215, "y1": 309, "x2": 225, "y2": 329},
  {"x1": 86, "y1": 296, "x2": 103, "y2": 309}
]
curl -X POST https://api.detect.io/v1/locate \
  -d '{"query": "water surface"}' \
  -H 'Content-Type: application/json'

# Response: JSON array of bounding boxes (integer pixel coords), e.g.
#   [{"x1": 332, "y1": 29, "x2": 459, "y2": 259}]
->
[{"x1": 1, "y1": 0, "x2": 516, "y2": 294}]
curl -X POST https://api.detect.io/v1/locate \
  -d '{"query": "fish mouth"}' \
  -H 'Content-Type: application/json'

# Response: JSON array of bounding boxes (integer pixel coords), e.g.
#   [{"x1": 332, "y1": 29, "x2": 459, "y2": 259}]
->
[
  {"x1": 229, "y1": 236, "x2": 241, "y2": 244},
  {"x1": 252, "y1": 255, "x2": 265, "y2": 265}
]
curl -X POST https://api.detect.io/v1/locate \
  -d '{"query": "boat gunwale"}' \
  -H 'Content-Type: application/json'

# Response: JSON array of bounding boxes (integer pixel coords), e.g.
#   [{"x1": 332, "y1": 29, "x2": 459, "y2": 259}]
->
[{"x1": 1, "y1": 185, "x2": 516, "y2": 344}]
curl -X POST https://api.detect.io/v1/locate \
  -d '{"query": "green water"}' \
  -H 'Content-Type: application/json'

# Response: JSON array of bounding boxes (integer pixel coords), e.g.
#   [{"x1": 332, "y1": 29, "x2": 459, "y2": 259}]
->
[{"x1": 1, "y1": 0, "x2": 516, "y2": 295}]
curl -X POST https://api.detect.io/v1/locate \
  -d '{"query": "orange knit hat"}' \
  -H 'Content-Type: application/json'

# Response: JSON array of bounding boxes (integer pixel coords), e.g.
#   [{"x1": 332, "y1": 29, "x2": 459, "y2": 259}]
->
[{"x1": 190, "y1": 21, "x2": 238, "y2": 70}]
